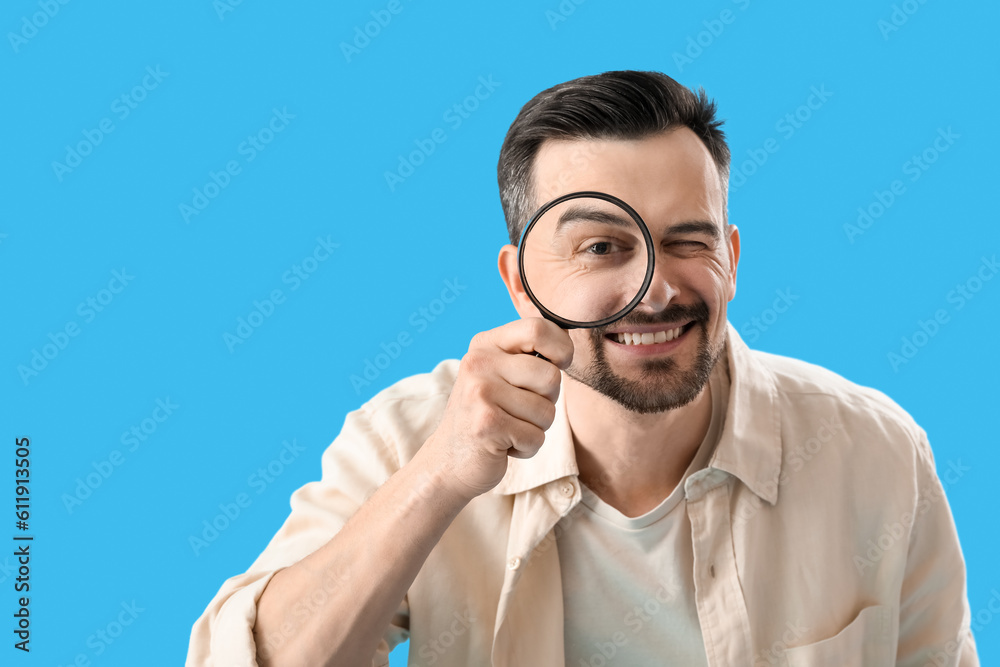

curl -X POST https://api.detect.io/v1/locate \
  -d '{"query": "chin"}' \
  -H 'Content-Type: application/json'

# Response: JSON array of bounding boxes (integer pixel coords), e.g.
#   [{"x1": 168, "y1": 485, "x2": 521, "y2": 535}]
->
[{"x1": 567, "y1": 321, "x2": 725, "y2": 414}]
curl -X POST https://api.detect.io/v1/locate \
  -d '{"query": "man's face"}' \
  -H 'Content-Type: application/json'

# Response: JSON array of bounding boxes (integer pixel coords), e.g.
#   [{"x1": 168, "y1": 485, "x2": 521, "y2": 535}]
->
[{"x1": 527, "y1": 128, "x2": 739, "y2": 413}]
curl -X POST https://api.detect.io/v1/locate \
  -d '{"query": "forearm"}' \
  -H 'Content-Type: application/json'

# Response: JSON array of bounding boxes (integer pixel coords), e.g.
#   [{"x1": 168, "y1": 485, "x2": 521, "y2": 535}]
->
[{"x1": 253, "y1": 444, "x2": 470, "y2": 667}]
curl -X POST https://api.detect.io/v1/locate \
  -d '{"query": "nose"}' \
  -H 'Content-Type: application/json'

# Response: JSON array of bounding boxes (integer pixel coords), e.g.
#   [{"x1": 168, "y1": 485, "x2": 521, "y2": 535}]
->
[{"x1": 635, "y1": 257, "x2": 678, "y2": 313}]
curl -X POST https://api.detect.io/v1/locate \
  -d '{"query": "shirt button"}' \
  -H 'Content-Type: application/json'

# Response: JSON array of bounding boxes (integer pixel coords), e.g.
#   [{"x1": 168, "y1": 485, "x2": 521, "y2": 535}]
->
[
  {"x1": 560, "y1": 482, "x2": 576, "y2": 497},
  {"x1": 508, "y1": 556, "x2": 521, "y2": 571}
]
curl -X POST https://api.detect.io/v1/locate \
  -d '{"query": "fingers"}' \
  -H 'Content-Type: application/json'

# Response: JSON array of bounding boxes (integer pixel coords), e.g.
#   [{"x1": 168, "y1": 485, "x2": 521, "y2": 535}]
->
[
  {"x1": 430, "y1": 317, "x2": 572, "y2": 494},
  {"x1": 497, "y1": 353, "x2": 563, "y2": 403},
  {"x1": 490, "y1": 380, "x2": 558, "y2": 433},
  {"x1": 494, "y1": 412, "x2": 547, "y2": 458},
  {"x1": 484, "y1": 318, "x2": 574, "y2": 370}
]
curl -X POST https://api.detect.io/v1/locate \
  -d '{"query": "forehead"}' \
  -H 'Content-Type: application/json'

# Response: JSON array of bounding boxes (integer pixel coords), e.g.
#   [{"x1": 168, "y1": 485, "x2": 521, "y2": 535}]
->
[{"x1": 530, "y1": 128, "x2": 725, "y2": 229}]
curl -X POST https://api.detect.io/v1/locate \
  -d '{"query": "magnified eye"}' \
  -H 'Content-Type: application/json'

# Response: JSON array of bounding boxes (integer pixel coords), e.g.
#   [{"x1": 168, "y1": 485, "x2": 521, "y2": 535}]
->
[
  {"x1": 580, "y1": 237, "x2": 635, "y2": 257},
  {"x1": 518, "y1": 192, "x2": 654, "y2": 327}
]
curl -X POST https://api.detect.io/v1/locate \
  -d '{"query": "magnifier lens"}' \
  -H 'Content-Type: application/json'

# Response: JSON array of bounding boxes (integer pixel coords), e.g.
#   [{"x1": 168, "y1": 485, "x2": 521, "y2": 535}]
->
[{"x1": 520, "y1": 193, "x2": 652, "y2": 328}]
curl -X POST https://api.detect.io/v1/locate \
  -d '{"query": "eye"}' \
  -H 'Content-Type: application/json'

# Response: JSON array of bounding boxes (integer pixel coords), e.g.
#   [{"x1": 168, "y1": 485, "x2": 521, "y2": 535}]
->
[
  {"x1": 572, "y1": 236, "x2": 638, "y2": 268},
  {"x1": 670, "y1": 240, "x2": 708, "y2": 250},
  {"x1": 579, "y1": 238, "x2": 633, "y2": 256}
]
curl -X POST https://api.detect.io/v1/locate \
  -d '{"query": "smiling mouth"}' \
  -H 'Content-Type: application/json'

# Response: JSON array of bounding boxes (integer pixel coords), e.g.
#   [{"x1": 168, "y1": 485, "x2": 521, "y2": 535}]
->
[{"x1": 605, "y1": 321, "x2": 696, "y2": 346}]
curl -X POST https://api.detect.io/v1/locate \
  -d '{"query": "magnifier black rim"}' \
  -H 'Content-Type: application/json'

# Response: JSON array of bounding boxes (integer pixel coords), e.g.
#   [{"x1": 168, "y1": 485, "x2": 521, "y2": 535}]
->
[{"x1": 517, "y1": 190, "x2": 655, "y2": 330}]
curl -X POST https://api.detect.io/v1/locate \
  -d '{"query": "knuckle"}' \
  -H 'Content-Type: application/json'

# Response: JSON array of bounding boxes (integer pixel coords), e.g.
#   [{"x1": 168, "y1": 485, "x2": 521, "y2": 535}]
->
[
  {"x1": 475, "y1": 405, "x2": 505, "y2": 435},
  {"x1": 467, "y1": 380, "x2": 492, "y2": 404},
  {"x1": 520, "y1": 427, "x2": 545, "y2": 452},
  {"x1": 460, "y1": 349, "x2": 490, "y2": 376},
  {"x1": 469, "y1": 331, "x2": 490, "y2": 350},
  {"x1": 538, "y1": 401, "x2": 557, "y2": 430},
  {"x1": 525, "y1": 317, "x2": 549, "y2": 338},
  {"x1": 541, "y1": 363, "x2": 562, "y2": 389}
]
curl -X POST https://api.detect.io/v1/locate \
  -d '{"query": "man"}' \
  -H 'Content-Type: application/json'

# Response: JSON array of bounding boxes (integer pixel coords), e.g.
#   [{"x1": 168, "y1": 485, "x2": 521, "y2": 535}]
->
[{"x1": 187, "y1": 70, "x2": 977, "y2": 666}]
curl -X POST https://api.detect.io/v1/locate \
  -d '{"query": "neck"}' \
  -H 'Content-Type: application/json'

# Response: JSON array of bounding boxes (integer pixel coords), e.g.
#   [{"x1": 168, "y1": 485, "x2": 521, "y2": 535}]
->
[{"x1": 564, "y1": 372, "x2": 715, "y2": 518}]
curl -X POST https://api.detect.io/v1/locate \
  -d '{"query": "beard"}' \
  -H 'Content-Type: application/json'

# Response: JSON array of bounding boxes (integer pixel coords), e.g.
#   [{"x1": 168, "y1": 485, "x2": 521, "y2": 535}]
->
[{"x1": 565, "y1": 301, "x2": 725, "y2": 414}]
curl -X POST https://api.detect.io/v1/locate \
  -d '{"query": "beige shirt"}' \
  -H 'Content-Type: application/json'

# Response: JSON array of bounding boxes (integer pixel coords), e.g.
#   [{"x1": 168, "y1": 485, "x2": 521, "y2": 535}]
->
[
  {"x1": 555, "y1": 358, "x2": 729, "y2": 667},
  {"x1": 558, "y1": 357, "x2": 728, "y2": 667},
  {"x1": 186, "y1": 324, "x2": 978, "y2": 666}
]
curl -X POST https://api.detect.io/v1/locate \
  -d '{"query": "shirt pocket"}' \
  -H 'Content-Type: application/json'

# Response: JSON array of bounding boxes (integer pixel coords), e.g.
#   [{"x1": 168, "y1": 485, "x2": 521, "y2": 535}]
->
[{"x1": 783, "y1": 605, "x2": 894, "y2": 667}]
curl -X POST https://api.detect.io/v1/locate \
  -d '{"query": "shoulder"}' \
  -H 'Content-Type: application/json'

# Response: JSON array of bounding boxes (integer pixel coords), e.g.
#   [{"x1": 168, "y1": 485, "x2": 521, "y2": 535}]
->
[
  {"x1": 354, "y1": 359, "x2": 461, "y2": 463},
  {"x1": 753, "y1": 349, "x2": 912, "y2": 419},
  {"x1": 361, "y1": 358, "x2": 460, "y2": 407},
  {"x1": 748, "y1": 347, "x2": 928, "y2": 455}
]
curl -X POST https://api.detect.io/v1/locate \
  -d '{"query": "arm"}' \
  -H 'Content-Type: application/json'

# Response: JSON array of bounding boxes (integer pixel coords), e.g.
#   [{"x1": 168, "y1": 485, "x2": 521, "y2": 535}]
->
[
  {"x1": 254, "y1": 319, "x2": 571, "y2": 666},
  {"x1": 252, "y1": 441, "x2": 470, "y2": 667},
  {"x1": 186, "y1": 318, "x2": 572, "y2": 667}
]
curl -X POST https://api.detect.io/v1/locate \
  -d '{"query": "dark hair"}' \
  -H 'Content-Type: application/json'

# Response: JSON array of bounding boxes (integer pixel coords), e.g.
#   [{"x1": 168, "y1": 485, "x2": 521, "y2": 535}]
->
[{"x1": 497, "y1": 70, "x2": 730, "y2": 244}]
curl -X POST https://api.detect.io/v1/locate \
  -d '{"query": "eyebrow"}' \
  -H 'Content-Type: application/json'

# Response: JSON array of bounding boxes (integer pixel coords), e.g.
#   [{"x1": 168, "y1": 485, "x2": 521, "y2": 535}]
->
[
  {"x1": 556, "y1": 204, "x2": 639, "y2": 231},
  {"x1": 553, "y1": 206, "x2": 723, "y2": 239},
  {"x1": 666, "y1": 221, "x2": 721, "y2": 239}
]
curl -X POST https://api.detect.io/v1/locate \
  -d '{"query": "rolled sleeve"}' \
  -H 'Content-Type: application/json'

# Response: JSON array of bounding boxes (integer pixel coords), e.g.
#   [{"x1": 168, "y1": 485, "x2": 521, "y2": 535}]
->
[{"x1": 186, "y1": 570, "x2": 280, "y2": 667}]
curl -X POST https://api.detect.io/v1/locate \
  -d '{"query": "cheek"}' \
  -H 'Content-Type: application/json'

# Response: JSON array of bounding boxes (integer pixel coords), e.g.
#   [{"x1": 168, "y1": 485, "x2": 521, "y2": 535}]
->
[
  {"x1": 566, "y1": 329, "x2": 602, "y2": 369},
  {"x1": 671, "y1": 258, "x2": 730, "y2": 302},
  {"x1": 569, "y1": 329, "x2": 595, "y2": 352}
]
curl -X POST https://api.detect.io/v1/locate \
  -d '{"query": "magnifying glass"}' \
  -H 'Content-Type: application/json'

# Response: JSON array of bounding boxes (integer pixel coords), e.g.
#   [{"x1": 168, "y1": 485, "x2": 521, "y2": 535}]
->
[{"x1": 517, "y1": 191, "x2": 655, "y2": 329}]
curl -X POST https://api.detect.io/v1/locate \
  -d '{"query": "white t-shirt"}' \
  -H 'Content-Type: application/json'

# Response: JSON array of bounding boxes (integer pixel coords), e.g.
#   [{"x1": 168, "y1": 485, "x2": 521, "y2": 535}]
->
[{"x1": 558, "y1": 360, "x2": 729, "y2": 666}]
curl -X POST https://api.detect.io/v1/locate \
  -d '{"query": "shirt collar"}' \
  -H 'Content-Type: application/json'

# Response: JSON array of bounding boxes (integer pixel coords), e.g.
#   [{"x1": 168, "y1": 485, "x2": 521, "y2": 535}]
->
[
  {"x1": 708, "y1": 323, "x2": 782, "y2": 505},
  {"x1": 493, "y1": 323, "x2": 783, "y2": 505}
]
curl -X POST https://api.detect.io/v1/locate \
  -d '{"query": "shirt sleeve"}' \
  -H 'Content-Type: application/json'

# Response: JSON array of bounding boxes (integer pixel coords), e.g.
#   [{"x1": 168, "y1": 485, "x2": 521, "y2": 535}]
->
[
  {"x1": 185, "y1": 404, "x2": 411, "y2": 667},
  {"x1": 895, "y1": 431, "x2": 978, "y2": 667}
]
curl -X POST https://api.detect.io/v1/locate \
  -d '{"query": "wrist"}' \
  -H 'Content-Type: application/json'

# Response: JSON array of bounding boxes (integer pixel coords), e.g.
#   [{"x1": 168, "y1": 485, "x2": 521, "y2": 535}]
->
[{"x1": 406, "y1": 441, "x2": 477, "y2": 513}]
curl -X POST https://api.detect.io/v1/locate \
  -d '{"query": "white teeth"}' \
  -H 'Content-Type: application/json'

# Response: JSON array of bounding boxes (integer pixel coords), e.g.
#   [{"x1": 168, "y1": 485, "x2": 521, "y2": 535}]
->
[{"x1": 614, "y1": 326, "x2": 685, "y2": 345}]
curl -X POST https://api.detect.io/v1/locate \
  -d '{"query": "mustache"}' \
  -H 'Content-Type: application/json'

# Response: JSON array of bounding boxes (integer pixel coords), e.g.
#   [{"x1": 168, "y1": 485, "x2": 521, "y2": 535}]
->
[{"x1": 593, "y1": 301, "x2": 710, "y2": 334}]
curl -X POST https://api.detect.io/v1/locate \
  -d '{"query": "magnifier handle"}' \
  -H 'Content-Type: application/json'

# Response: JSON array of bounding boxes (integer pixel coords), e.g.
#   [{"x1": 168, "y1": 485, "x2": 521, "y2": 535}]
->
[{"x1": 533, "y1": 351, "x2": 551, "y2": 362}]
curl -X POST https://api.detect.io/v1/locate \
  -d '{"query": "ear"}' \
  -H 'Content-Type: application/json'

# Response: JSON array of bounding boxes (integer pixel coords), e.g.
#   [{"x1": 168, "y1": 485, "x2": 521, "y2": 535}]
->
[
  {"x1": 498, "y1": 244, "x2": 542, "y2": 319},
  {"x1": 726, "y1": 224, "x2": 740, "y2": 302}
]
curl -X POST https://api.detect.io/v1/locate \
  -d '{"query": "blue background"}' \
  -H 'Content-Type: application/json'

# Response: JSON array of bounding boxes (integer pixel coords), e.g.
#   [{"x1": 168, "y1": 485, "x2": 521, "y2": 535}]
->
[{"x1": 2, "y1": 0, "x2": 997, "y2": 664}]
